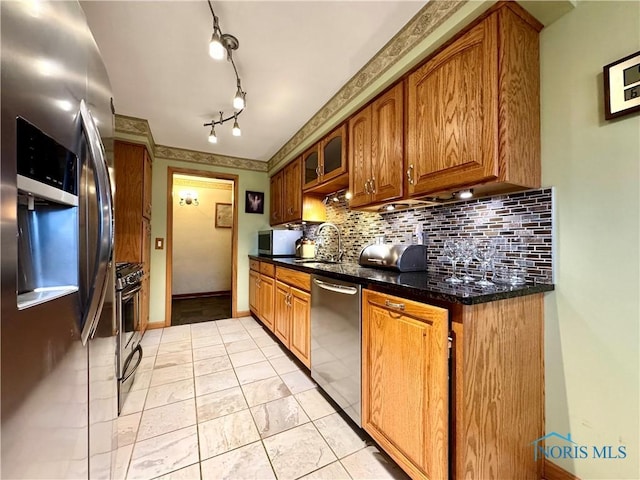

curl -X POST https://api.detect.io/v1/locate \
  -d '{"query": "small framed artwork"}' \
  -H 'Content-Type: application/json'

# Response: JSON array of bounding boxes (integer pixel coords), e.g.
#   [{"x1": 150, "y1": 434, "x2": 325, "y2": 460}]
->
[
  {"x1": 604, "y1": 50, "x2": 640, "y2": 120},
  {"x1": 245, "y1": 191, "x2": 264, "y2": 214},
  {"x1": 215, "y1": 203, "x2": 232, "y2": 228}
]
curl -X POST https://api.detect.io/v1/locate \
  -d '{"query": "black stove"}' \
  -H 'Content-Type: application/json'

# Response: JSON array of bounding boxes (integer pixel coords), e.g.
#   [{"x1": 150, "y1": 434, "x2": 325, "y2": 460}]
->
[{"x1": 115, "y1": 262, "x2": 144, "y2": 291}]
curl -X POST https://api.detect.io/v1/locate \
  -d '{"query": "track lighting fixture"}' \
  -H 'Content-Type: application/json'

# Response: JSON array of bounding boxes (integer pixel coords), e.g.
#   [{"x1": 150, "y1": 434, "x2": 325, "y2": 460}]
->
[
  {"x1": 232, "y1": 113, "x2": 241, "y2": 137},
  {"x1": 203, "y1": 0, "x2": 247, "y2": 143},
  {"x1": 208, "y1": 124, "x2": 217, "y2": 144}
]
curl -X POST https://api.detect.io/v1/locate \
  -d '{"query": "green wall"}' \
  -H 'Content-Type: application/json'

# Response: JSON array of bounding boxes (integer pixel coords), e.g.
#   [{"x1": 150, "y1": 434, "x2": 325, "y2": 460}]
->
[
  {"x1": 540, "y1": 1, "x2": 640, "y2": 477},
  {"x1": 149, "y1": 157, "x2": 270, "y2": 325}
]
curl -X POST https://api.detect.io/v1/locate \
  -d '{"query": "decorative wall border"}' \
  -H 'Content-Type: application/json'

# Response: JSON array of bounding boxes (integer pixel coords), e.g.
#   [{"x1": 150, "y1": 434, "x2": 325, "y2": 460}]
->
[
  {"x1": 155, "y1": 144, "x2": 267, "y2": 172},
  {"x1": 173, "y1": 176, "x2": 233, "y2": 190},
  {"x1": 114, "y1": 114, "x2": 266, "y2": 172},
  {"x1": 266, "y1": 0, "x2": 468, "y2": 172},
  {"x1": 115, "y1": 114, "x2": 156, "y2": 153}
]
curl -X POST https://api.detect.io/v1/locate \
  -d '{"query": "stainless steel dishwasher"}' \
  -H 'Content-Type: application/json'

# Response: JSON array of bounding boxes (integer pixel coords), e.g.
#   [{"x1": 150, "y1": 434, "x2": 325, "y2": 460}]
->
[{"x1": 310, "y1": 274, "x2": 362, "y2": 427}]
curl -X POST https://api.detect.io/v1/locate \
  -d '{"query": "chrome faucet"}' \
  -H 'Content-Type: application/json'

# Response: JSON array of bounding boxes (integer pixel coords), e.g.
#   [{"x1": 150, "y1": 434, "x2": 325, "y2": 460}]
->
[{"x1": 316, "y1": 222, "x2": 344, "y2": 263}]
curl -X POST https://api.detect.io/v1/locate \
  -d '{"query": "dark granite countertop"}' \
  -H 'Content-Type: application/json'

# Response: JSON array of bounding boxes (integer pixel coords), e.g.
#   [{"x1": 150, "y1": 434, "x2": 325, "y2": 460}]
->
[{"x1": 250, "y1": 255, "x2": 554, "y2": 306}]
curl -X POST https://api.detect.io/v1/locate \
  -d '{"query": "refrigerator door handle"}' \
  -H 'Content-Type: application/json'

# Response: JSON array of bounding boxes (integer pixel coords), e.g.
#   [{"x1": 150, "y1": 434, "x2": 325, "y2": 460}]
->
[{"x1": 79, "y1": 99, "x2": 114, "y2": 345}]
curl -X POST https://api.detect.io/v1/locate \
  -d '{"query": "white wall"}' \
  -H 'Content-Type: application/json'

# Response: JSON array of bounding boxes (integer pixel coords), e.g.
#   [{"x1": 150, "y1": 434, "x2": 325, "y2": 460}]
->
[
  {"x1": 172, "y1": 179, "x2": 232, "y2": 295},
  {"x1": 149, "y1": 158, "x2": 270, "y2": 325},
  {"x1": 540, "y1": 2, "x2": 640, "y2": 478}
]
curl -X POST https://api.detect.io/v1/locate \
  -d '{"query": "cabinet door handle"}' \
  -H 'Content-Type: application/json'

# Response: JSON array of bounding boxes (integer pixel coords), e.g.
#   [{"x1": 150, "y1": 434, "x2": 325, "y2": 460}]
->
[
  {"x1": 385, "y1": 300, "x2": 405, "y2": 311},
  {"x1": 406, "y1": 164, "x2": 415, "y2": 185}
]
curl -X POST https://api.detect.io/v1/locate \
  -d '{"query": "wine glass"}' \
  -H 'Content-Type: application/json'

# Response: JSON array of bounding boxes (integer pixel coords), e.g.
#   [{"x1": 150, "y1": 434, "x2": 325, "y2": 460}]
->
[
  {"x1": 458, "y1": 238, "x2": 476, "y2": 282},
  {"x1": 443, "y1": 239, "x2": 463, "y2": 284},
  {"x1": 474, "y1": 240, "x2": 498, "y2": 287}
]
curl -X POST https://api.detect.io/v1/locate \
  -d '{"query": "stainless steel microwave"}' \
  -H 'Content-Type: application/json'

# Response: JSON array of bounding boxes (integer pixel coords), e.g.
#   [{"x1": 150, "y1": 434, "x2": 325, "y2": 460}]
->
[{"x1": 258, "y1": 230, "x2": 302, "y2": 257}]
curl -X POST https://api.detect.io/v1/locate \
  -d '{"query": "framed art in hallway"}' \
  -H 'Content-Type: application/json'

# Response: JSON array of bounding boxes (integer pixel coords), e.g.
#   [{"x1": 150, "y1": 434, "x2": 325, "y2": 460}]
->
[
  {"x1": 245, "y1": 191, "x2": 264, "y2": 214},
  {"x1": 215, "y1": 203, "x2": 232, "y2": 228}
]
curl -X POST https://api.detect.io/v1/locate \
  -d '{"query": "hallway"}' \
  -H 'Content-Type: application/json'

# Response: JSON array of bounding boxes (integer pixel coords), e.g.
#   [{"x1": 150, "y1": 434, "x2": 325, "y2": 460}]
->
[{"x1": 171, "y1": 295, "x2": 232, "y2": 326}]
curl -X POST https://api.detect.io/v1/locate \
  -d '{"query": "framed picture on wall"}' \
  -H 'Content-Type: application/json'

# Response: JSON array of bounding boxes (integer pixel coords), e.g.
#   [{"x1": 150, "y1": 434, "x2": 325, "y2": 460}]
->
[
  {"x1": 604, "y1": 50, "x2": 640, "y2": 120},
  {"x1": 245, "y1": 191, "x2": 264, "y2": 214},
  {"x1": 215, "y1": 203, "x2": 232, "y2": 228}
]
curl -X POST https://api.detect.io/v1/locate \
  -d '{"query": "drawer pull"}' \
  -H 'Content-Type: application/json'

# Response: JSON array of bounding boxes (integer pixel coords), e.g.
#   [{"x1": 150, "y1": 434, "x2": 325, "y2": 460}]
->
[{"x1": 385, "y1": 300, "x2": 405, "y2": 310}]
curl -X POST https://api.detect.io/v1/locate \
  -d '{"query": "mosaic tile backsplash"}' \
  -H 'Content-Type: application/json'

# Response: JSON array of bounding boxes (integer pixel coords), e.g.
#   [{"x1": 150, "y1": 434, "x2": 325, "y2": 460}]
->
[{"x1": 306, "y1": 188, "x2": 553, "y2": 284}]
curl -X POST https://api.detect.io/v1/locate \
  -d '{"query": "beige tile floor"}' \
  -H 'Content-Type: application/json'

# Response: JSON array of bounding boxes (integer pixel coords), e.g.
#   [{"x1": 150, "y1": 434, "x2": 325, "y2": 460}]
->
[{"x1": 115, "y1": 316, "x2": 409, "y2": 480}]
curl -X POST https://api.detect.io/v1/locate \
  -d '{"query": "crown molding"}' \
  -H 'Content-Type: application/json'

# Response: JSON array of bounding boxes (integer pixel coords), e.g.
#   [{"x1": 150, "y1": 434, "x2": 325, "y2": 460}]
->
[
  {"x1": 155, "y1": 144, "x2": 267, "y2": 172},
  {"x1": 114, "y1": 114, "x2": 156, "y2": 156},
  {"x1": 266, "y1": 0, "x2": 468, "y2": 172}
]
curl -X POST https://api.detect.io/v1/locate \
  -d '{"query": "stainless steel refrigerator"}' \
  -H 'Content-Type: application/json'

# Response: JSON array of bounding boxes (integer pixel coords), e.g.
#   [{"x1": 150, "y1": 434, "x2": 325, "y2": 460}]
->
[{"x1": 1, "y1": 1, "x2": 117, "y2": 478}]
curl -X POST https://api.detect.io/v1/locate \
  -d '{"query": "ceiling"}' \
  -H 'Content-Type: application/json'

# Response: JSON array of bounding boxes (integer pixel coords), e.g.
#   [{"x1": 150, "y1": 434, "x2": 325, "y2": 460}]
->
[{"x1": 81, "y1": 1, "x2": 426, "y2": 163}]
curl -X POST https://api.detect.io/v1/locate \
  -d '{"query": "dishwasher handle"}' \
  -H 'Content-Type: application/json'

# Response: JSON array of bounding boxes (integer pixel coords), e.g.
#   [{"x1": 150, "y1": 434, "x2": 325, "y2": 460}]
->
[{"x1": 313, "y1": 278, "x2": 359, "y2": 295}]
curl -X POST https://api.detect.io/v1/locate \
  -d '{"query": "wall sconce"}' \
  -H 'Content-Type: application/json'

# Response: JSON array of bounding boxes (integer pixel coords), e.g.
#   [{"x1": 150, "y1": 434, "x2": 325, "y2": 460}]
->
[{"x1": 179, "y1": 190, "x2": 199, "y2": 206}]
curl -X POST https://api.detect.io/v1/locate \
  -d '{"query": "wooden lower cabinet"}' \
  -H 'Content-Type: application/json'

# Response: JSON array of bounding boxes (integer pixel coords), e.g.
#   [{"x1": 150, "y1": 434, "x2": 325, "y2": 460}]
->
[
  {"x1": 248, "y1": 264, "x2": 275, "y2": 332},
  {"x1": 362, "y1": 289, "x2": 449, "y2": 480},
  {"x1": 249, "y1": 270, "x2": 259, "y2": 313},
  {"x1": 363, "y1": 289, "x2": 544, "y2": 480},
  {"x1": 288, "y1": 287, "x2": 311, "y2": 367},
  {"x1": 274, "y1": 280, "x2": 311, "y2": 368},
  {"x1": 258, "y1": 274, "x2": 275, "y2": 331}
]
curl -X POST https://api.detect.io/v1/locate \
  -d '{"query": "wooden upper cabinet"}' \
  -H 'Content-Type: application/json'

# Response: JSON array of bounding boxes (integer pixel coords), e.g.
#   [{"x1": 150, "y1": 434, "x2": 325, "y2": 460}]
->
[
  {"x1": 362, "y1": 289, "x2": 449, "y2": 480},
  {"x1": 407, "y1": 15, "x2": 498, "y2": 196},
  {"x1": 320, "y1": 124, "x2": 347, "y2": 183},
  {"x1": 142, "y1": 149, "x2": 152, "y2": 220},
  {"x1": 302, "y1": 145, "x2": 321, "y2": 190},
  {"x1": 283, "y1": 158, "x2": 302, "y2": 223},
  {"x1": 349, "y1": 83, "x2": 403, "y2": 208},
  {"x1": 269, "y1": 170, "x2": 284, "y2": 225},
  {"x1": 270, "y1": 157, "x2": 326, "y2": 226},
  {"x1": 371, "y1": 84, "x2": 404, "y2": 204},
  {"x1": 114, "y1": 141, "x2": 152, "y2": 263},
  {"x1": 406, "y1": 5, "x2": 541, "y2": 198},
  {"x1": 348, "y1": 107, "x2": 372, "y2": 209},
  {"x1": 303, "y1": 124, "x2": 348, "y2": 194}
]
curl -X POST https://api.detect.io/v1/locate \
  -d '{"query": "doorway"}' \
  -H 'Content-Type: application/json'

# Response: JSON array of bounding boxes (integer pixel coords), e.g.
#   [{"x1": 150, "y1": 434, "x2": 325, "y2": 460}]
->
[{"x1": 165, "y1": 167, "x2": 239, "y2": 326}]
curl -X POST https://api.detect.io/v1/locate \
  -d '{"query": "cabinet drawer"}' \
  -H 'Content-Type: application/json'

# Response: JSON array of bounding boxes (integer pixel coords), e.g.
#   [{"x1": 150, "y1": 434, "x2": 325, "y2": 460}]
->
[
  {"x1": 249, "y1": 259, "x2": 260, "y2": 272},
  {"x1": 260, "y1": 262, "x2": 275, "y2": 277},
  {"x1": 276, "y1": 267, "x2": 310, "y2": 292}
]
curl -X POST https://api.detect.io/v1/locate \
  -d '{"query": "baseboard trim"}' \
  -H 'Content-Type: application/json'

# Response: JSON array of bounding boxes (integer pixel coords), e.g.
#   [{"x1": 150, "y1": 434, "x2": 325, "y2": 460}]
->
[
  {"x1": 544, "y1": 460, "x2": 581, "y2": 480},
  {"x1": 172, "y1": 290, "x2": 231, "y2": 300},
  {"x1": 146, "y1": 322, "x2": 165, "y2": 330}
]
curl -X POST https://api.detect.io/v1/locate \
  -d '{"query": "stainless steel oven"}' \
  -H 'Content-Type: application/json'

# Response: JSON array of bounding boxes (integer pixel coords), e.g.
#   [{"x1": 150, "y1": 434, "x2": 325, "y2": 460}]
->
[{"x1": 115, "y1": 262, "x2": 144, "y2": 414}]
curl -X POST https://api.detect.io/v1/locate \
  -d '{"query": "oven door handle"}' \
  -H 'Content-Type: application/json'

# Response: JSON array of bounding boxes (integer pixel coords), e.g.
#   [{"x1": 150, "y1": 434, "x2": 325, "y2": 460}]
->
[
  {"x1": 121, "y1": 284, "x2": 142, "y2": 302},
  {"x1": 122, "y1": 344, "x2": 143, "y2": 383}
]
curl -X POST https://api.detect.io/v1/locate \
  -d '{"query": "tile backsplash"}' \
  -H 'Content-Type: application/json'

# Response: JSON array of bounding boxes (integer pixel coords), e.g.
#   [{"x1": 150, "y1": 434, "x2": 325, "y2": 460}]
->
[{"x1": 306, "y1": 188, "x2": 553, "y2": 284}]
